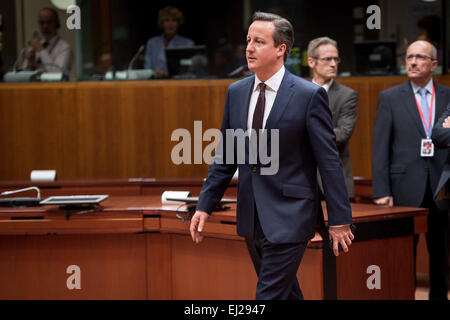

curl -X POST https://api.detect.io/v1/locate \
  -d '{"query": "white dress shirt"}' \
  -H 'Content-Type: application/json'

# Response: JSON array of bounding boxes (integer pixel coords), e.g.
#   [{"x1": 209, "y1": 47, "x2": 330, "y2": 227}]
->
[
  {"x1": 22, "y1": 35, "x2": 72, "y2": 73},
  {"x1": 247, "y1": 65, "x2": 286, "y2": 130},
  {"x1": 312, "y1": 78, "x2": 334, "y2": 93}
]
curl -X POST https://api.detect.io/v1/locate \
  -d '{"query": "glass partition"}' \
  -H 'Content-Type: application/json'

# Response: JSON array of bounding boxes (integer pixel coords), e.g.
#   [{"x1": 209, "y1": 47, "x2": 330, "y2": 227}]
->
[{"x1": 0, "y1": 0, "x2": 447, "y2": 82}]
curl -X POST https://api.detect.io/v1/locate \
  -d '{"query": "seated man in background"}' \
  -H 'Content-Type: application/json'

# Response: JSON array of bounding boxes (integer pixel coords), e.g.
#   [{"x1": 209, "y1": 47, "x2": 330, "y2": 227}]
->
[
  {"x1": 307, "y1": 37, "x2": 358, "y2": 198},
  {"x1": 144, "y1": 6, "x2": 194, "y2": 78},
  {"x1": 22, "y1": 7, "x2": 72, "y2": 75}
]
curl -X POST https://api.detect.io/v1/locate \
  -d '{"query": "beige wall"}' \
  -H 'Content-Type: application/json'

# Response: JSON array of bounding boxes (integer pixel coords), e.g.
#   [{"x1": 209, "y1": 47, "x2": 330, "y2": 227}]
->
[{"x1": 15, "y1": 0, "x2": 78, "y2": 76}]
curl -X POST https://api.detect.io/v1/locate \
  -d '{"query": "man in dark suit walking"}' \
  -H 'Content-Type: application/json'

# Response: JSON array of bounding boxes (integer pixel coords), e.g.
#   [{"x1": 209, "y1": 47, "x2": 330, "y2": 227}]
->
[
  {"x1": 373, "y1": 40, "x2": 449, "y2": 299},
  {"x1": 307, "y1": 37, "x2": 358, "y2": 198},
  {"x1": 189, "y1": 12, "x2": 354, "y2": 300}
]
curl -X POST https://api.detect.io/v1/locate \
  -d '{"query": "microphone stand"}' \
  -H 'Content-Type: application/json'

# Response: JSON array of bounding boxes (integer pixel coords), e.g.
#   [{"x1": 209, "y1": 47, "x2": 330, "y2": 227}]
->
[
  {"x1": 0, "y1": 186, "x2": 42, "y2": 207},
  {"x1": 12, "y1": 47, "x2": 27, "y2": 72},
  {"x1": 127, "y1": 45, "x2": 145, "y2": 79}
]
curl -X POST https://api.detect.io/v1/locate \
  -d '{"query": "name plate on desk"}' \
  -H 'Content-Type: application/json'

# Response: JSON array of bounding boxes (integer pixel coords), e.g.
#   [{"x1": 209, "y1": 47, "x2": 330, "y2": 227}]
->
[
  {"x1": 40, "y1": 72, "x2": 64, "y2": 82},
  {"x1": 3, "y1": 71, "x2": 38, "y2": 82},
  {"x1": 114, "y1": 69, "x2": 155, "y2": 80},
  {"x1": 30, "y1": 170, "x2": 56, "y2": 182}
]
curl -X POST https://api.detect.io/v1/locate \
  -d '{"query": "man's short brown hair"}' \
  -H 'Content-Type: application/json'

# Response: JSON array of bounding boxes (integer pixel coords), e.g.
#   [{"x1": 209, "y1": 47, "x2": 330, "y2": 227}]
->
[
  {"x1": 307, "y1": 37, "x2": 338, "y2": 59},
  {"x1": 252, "y1": 11, "x2": 294, "y2": 62}
]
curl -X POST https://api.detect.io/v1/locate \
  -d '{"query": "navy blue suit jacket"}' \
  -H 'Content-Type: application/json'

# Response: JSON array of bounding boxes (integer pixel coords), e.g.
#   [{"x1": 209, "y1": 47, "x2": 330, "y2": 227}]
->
[
  {"x1": 372, "y1": 81, "x2": 450, "y2": 209},
  {"x1": 431, "y1": 101, "x2": 450, "y2": 200},
  {"x1": 196, "y1": 70, "x2": 352, "y2": 244}
]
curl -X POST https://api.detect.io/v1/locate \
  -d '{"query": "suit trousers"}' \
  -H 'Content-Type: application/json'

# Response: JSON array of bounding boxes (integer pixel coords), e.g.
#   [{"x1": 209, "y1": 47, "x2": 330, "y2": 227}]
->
[
  {"x1": 245, "y1": 206, "x2": 307, "y2": 300},
  {"x1": 414, "y1": 178, "x2": 449, "y2": 300}
]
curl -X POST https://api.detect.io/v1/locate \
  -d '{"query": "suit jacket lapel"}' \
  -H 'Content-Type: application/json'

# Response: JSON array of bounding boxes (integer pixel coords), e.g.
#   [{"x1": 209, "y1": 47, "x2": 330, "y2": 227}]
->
[
  {"x1": 327, "y1": 81, "x2": 338, "y2": 114},
  {"x1": 434, "y1": 83, "x2": 446, "y2": 127},
  {"x1": 265, "y1": 71, "x2": 295, "y2": 130},
  {"x1": 240, "y1": 76, "x2": 255, "y2": 130},
  {"x1": 402, "y1": 81, "x2": 426, "y2": 138}
]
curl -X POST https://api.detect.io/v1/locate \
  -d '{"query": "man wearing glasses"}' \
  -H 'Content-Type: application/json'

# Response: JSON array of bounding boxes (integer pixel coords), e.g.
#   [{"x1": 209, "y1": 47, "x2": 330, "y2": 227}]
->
[
  {"x1": 307, "y1": 37, "x2": 358, "y2": 199},
  {"x1": 372, "y1": 40, "x2": 450, "y2": 300}
]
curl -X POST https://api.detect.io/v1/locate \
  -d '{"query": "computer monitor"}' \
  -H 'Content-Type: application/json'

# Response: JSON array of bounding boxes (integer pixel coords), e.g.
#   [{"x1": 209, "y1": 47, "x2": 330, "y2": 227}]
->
[
  {"x1": 353, "y1": 41, "x2": 397, "y2": 76},
  {"x1": 165, "y1": 45, "x2": 208, "y2": 78}
]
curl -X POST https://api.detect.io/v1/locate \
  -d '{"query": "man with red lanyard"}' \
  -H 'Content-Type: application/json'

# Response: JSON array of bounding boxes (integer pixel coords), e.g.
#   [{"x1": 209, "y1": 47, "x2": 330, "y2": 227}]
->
[{"x1": 372, "y1": 40, "x2": 450, "y2": 300}]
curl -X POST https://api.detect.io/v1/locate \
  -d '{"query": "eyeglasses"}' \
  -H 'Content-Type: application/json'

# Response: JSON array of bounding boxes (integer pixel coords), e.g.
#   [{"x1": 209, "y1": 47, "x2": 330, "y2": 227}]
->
[
  {"x1": 406, "y1": 54, "x2": 436, "y2": 62},
  {"x1": 314, "y1": 57, "x2": 340, "y2": 64}
]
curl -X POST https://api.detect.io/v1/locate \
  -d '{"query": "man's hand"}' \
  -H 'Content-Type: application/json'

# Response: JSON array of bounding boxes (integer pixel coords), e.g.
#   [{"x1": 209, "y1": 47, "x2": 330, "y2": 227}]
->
[
  {"x1": 26, "y1": 49, "x2": 36, "y2": 67},
  {"x1": 190, "y1": 210, "x2": 209, "y2": 244},
  {"x1": 443, "y1": 116, "x2": 450, "y2": 128},
  {"x1": 30, "y1": 37, "x2": 44, "y2": 52},
  {"x1": 328, "y1": 224, "x2": 355, "y2": 257},
  {"x1": 373, "y1": 196, "x2": 393, "y2": 207}
]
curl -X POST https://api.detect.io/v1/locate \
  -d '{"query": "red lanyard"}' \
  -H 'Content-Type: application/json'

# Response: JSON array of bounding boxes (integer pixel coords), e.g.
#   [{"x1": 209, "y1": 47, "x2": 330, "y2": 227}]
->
[{"x1": 414, "y1": 86, "x2": 435, "y2": 138}]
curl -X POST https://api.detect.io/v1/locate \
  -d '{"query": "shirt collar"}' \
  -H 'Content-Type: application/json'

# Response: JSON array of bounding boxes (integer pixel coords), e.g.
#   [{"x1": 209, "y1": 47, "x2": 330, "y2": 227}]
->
[
  {"x1": 253, "y1": 65, "x2": 285, "y2": 92},
  {"x1": 42, "y1": 35, "x2": 59, "y2": 47},
  {"x1": 312, "y1": 78, "x2": 334, "y2": 92},
  {"x1": 411, "y1": 78, "x2": 434, "y2": 94}
]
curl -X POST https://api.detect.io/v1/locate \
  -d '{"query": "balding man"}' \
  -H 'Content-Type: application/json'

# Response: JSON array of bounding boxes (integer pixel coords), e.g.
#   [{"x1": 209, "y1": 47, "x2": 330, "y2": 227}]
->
[
  {"x1": 22, "y1": 7, "x2": 72, "y2": 75},
  {"x1": 372, "y1": 40, "x2": 450, "y2": 300}
]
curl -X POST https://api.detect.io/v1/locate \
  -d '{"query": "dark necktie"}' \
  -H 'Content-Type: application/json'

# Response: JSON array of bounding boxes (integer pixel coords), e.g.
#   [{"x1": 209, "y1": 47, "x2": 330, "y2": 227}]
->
[
  {"x1": 252, "y1": 82, "x2": 266, "y2": 132},
  {"x1": 251, "y1": 82, "x2": 266, "y2": 162}
]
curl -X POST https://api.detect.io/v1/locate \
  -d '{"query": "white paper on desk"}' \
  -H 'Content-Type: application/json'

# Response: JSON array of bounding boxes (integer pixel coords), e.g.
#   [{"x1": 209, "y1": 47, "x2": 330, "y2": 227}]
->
[{"x1": 161, "y1": 191, "x2": 191, "y2": 205}]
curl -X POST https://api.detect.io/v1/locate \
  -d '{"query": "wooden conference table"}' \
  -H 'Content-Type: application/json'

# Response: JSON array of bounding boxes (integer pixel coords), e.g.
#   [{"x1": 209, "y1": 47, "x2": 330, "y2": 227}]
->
[{"x1": 0, "y1": 187, "x2": 427, "y2": 300}]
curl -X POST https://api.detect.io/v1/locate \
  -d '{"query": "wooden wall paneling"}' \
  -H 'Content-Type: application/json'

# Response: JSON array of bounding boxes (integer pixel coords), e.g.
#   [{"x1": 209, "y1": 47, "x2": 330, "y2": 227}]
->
[
  {"x1": 72, "y1": 81, "x2": 165, "y2": 179},
  {"x1": 335, "y1": 236, "x2": 415, "y2": 299},
  {"x1": 0, "y1": 212, "x2": 143, "y2": 236},
  {"x1": 0, "y1": 234, "x2": 147, "y2": 299},
  {"x1": 170, "y1": 234, "x2": 257, "y2": 300},
  {"x1": 340, "y1": 78, "x2": 371, "y2": 179},
  {"x1": 1, "y1": 76, "x2": 449, "y2": 181},
  {"x1": 146, "y1": 233, "x2": 172, "y2": 299},
  {"x1": 341, "y1": 76, "x2": 409, "y2": 179},
  {"x1": 436, "y1": 75, "x2": 450, "y2": 87},
  {"x1": 297, "y1": 248, "x2": 324, "y2": 300},
  {"x1": 0, "y1": 83, "x2": 76, "y2": 180},
  {"x1": 163, "y1": 81, "x2": 212, "y2": 179}
]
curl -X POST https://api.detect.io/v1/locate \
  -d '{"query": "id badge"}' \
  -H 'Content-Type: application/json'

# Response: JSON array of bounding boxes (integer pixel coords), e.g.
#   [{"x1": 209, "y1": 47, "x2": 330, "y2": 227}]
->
[{"x1": 421, "y1": 138, "x2": 434, "y2": 157}]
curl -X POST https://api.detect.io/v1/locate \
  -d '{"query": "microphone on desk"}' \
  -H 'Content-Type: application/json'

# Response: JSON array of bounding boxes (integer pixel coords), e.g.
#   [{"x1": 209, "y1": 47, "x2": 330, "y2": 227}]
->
[
  {"x1": 12, "y1": 47, "x2": 27, "y2": 72},
  {"x1": 39, "y1": 62, "x2": 70, "y2": 81},
  {"x1": 0, "y1": 186, "x2": 42, "y2": 207},
  {"x1": 127, "y1": 45, "x2": 145, "y2": 79}
]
